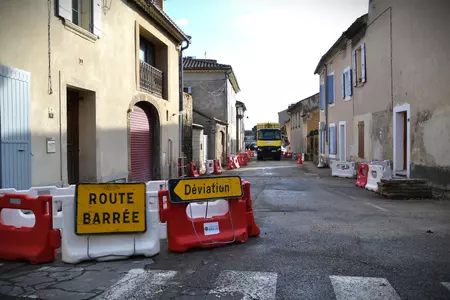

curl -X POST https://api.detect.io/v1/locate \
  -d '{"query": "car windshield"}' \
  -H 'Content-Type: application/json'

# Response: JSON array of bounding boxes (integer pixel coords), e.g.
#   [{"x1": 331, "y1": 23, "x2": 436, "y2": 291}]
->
[{"x1": 258, "y1": 130, "x2": 281, "y2": 140}]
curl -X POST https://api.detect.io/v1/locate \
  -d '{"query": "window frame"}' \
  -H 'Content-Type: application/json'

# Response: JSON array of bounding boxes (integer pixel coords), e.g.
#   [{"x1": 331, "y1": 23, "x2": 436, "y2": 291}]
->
[{"x1": 328, "y1": 123, "x2": 337, "y2": 158}]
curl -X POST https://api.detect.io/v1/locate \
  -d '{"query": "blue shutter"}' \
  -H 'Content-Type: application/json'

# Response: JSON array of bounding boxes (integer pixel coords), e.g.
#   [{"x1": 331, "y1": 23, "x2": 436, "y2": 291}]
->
[
  {"x1": 327, "y1": 75, "x2": 334, "y2": 104},
  {"x1": 361, "y1": 43, "x2": 366, "y2": 83},
  {"x1": 0, "y1": 65, "x2": 32, "y2": 189},
  {"x1": 341, "y1": 72, "x2": 345, "y2": 99},
  {"x1": 332, "y1": 126, "x2": 337, "y2": 154},
  {"x1": 319, "y1": 84, "x2": 325, "y2": 110},
  {"x1": 347, "y1": 69, "x2": 352, "y2": 96}
]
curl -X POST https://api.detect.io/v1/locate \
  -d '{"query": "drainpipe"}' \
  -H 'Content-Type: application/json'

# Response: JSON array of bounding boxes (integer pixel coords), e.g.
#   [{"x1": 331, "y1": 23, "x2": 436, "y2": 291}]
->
[{"x1": 179, "y1": 40, "x2": 190, "y2": 159}]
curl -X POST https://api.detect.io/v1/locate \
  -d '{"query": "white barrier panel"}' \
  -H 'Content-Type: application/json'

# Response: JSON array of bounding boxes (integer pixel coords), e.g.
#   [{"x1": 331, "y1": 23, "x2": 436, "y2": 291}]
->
[
  {"x1": 146, "y1": 181, "x2": 168, "y2": 240},
  {"x1": 186, "y1": 199, "x2": 229, "y2": 218},
  {"x1": 53, "y1": 180, "x2": 167, "y2": 264},
  {"x1": 330, "y1": 160, "x2": 356, "y2": 178},
  {"x1": 205, "y1": 160, "x2": 214, "y2": 175},
  {"x1": 233, "y1": 156, "x2": 240, "y2": 169},
  {"x1": 370, "y1": 160, "x2": 392, "y2": 179},
  {"x1": 365, "y1": 165, "x2": 383, "y2": 192},
  {"x1": 0, "y1": 185, "x2": 75, "y2": 228}
]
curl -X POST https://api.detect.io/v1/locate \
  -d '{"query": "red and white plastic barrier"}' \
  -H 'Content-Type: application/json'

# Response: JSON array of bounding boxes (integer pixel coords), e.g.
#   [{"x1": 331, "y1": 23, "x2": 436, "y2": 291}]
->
[
  {"x1": 365, "y1": 165, "x2": 383, "y2": 192},
  {"x1": 189, "y1": 162, "x2": 199, "y2": 177},
  {"x1": 0, "y1": 194, "x2": 61, "y2": 264},
  {"x1": 205, "y1": 160, "x2": 214, "y2": 175},
  {"x1": 213, "y1": 159, "x2": 223, "y2": 174}
]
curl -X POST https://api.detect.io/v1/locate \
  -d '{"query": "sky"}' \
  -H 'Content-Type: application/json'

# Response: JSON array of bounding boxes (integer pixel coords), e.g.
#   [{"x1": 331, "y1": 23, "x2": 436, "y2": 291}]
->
[{"x1": 165, "y1": 0, "x2": 368, "y2": 130}]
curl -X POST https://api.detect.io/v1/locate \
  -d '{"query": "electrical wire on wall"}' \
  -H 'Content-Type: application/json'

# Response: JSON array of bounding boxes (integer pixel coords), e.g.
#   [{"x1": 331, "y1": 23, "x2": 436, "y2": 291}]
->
[{"x1": 47, "y1": 0, "x2": 53, "y2": 94}]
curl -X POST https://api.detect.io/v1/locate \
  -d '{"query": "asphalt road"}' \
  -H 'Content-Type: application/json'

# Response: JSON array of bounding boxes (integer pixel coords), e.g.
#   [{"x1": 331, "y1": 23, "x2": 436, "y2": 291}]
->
[{"x1": 1, "y1": 159, "x2": 450, "y2": 299}]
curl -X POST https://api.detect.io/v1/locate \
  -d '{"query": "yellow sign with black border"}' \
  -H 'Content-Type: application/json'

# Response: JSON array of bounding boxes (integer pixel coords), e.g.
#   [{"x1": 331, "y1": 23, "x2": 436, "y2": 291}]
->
[
  {"x1": 75, "y1": 183, "x2": 146, "y2": 235},
  {"x1": 168, "y1": 176, "x2": 243, "y2": 203}
]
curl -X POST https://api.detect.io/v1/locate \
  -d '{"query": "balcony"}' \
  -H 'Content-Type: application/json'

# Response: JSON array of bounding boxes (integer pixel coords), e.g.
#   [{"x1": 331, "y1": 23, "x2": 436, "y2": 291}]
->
[{"x1": 140, "y1": 60, "x2": 163, "y2": 98}]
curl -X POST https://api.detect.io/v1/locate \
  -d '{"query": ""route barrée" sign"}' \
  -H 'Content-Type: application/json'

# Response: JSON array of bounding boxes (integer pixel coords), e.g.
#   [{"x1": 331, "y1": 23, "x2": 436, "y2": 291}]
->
[{"x1": 75, "y1": 183, "x2": 146, "y2": 235}]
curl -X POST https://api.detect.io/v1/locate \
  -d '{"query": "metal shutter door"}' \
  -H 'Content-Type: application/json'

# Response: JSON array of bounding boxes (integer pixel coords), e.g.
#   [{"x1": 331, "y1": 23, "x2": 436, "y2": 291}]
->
[{"x1": 130, "y1": 105, "x2": 152, "y2": 182}]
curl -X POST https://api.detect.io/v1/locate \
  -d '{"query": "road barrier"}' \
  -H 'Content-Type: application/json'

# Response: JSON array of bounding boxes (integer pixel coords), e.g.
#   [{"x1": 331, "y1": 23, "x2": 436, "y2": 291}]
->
[
  {"x1": 365, "y1": 165, "x2": 383, "y2": 192},
  {"x1": 213, "y1": 159, "x2": 223, "y2": 175},
  {"x1": 0, "y1": 194, "x2": 61, "y2": 264},
  {"x1": 297, "y1": 154, "x2": 303, "y2": 164},
  {"x1": 189, "y1": 162, "x2": 200, "y2": 177},
  {"x1": 238, "y1": 153, "x2": 249, "y2": 166},
  {"x1": 369, "y1": 160, "x2": 392, "y2": 180},
  {"x1": 205, "y1": 160, "x2": 214, "y2": 175},
  {"x1": 158, "y1": 176, "x2": 259, "y2": 253},
  {"x1": 330, "y1": 161, "x2": 357, "y2": 178},
  {"x1": 356, "y1": 164, "x2": 369, "y2": 188}
]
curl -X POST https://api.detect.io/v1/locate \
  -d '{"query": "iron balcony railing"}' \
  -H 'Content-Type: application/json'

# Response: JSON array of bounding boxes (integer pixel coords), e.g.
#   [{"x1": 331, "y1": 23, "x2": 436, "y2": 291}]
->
[{"x1": 140, "y1": 60, "x2": 163, "y2": 97}]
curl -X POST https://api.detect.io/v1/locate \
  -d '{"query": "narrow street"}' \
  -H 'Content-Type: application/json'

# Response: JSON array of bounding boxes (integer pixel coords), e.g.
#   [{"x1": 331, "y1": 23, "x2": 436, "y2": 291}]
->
[{"x1": 1, "y1": 159, "x2": 450, "y2": 300}]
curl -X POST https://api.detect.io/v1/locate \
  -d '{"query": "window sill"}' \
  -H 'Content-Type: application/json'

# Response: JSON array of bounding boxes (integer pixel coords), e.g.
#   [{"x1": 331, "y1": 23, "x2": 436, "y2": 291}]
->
[
  {"x1": 64, "y1": 20, "x2": 98, "y2": 43},
  {"x1": 329, "y1": 154, "x2": 337, "y2": 159},
  {"x1": 344, "y1": 96, "x2": 352, "y2": 101}
]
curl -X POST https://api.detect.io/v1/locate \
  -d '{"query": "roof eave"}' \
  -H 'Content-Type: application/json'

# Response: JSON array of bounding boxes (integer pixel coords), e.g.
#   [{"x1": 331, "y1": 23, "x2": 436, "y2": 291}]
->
[{"x1": 131, "y1": 0, "x2": 191, "y2": 43}]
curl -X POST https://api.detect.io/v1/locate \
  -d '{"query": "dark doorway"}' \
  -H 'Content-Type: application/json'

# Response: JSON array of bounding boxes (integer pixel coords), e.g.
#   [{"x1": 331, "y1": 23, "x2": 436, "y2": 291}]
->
[{"x1": 67, "y1": 89, "x2": 80, "y2": 184}]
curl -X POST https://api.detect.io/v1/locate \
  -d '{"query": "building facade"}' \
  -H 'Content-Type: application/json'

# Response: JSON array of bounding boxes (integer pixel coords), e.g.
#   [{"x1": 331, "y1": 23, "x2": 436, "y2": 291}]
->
[
  {"x1": 183, "y1": 57, "x2": 241, "y2": 163},
  {"x1": 235, "y1": 101, "x2": 247, "y2": 153},
  {"x1": 0, "y1": 0, "x2": 189, "y2": 189}
]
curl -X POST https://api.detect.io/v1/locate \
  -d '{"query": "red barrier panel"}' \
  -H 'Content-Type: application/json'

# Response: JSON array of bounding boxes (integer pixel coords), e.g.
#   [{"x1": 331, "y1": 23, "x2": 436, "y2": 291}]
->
[
  {"x1": 0, "y1": 194, "x2": 61, "y2": 264},
  {"x1": 158, "y1": 190, "x2": 251, "y2": 253},
  {"x1": 213, "y1": 159, "x2": 223, "y2": 175},
  {"x1": 297, "y1": 154, "x2": 303, "y2": 164},
  {"x1": 189, "y1": 162, "x2": 199, "y2": 177},
  {"x1": 238, "y1": 153, "x2": 248, "y2": 166},
  {"x1": 356, "y1": 163, "x2": 369, "y2": 188},
  {"x1": 241, "y1": 181, "x2": 260, "y2": 237},
  {"x1": 284, "y1": 152, "x2": 292, "y2": 159}
]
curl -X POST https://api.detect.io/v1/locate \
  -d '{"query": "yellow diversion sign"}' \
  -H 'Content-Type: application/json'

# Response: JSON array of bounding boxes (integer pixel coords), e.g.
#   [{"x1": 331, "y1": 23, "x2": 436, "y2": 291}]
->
[
  {"x1": 168, "y1": 176, "x2": 243, "y2": 203},
  {"x1": 75, "y1": 183, "x2": 146, "y2": 235}
]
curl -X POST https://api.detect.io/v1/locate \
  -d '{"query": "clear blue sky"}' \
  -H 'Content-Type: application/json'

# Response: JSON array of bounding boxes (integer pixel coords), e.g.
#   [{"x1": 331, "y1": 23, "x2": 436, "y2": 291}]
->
[{"x1": 165, "y1": 0, "x2": 368, "y2": 129}]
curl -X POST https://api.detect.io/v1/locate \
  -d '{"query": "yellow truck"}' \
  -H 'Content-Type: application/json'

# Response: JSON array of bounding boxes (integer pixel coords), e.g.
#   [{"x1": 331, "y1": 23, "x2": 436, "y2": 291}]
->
[{"x1": 256, "y1": 122, "x2": 282, "y2": 160}]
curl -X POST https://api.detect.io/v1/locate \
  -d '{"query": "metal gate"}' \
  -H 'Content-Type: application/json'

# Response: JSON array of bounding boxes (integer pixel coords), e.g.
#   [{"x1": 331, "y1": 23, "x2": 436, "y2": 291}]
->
[
  {"x1": 130, "y1": 105, "x2": 152, "y2": 182},
  {"x1": 0, "y1": 65, "x2": 32, "y2": 189}
]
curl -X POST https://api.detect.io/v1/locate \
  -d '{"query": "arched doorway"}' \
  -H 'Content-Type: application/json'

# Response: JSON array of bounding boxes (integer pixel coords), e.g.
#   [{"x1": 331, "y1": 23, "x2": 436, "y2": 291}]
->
[{"x1": 129, "y1": 102, "x2": 160, "y2": 182}]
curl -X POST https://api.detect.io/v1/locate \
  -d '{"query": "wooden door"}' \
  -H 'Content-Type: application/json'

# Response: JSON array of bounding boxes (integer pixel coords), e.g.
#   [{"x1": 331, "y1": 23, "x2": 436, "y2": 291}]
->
[
  {"x1": 403, "y1": 112, "x2": 407, "y2": 170},
  {"x1": 358, "y1": 121, "x2": 365, "y2": 159}
]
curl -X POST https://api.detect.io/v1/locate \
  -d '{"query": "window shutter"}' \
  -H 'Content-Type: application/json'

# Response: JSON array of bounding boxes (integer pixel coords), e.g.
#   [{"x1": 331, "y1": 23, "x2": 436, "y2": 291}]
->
[
  {"x1": 361, "y1": 43, "x2": 366, "y2": 83},
  {"x1": 331, "y1": 126, "x2": 337, "y2": 154},
  {"x1": 327, "y1": 75, "x2": 334, "y2": 105},
  {"x1": 57, "y1": 0, "x2": 72, "y2": 21},
  {"x1": 347, "y1": 69, "x2": 352, "y2": 96},
  {"x1": 341, "y1": 72, "x2": 345, "y2": 99},
  {"x1": 320, "y1": 84, "x2": 325, "y2": 110},
  {"x1": 352, "y1": 50, "x2": 357, "y2": 87},
  {"x1": 93, "y1": 0, "x2": 102, "y2": 38}
]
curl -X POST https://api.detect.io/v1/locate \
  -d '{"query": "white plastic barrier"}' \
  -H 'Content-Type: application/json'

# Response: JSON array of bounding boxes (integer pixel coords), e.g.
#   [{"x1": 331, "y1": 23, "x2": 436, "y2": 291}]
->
[
  {"x1": 369, "y1": 160, "x2": 392, "y2": 179},
  {"x1": 0, "y1": 185, "x2": 75, "y2": 228},
  {"x1": 205, "y1": 160, "x2": 214, "y2": 175},
  {"x1": 233, "y1": 156, "x2": 240, "y2": 169},
  {"x1": 365, "y1": 165, "x2": 383, "y2": 192},
  {"x1": 186, "y1": 199, "x2": 229, "y2": 218},
  {"x1": 53, "y1": 180, "x2": 167, "y2": 264},
  {"x1": 330, "y1": 160, "x2": 356, "y2": 178}
]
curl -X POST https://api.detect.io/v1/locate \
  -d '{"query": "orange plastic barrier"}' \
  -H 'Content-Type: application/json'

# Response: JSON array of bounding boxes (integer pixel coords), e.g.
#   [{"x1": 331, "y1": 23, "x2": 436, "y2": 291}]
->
[
  {"x1": 241, "y1": 181, "x2": 260, "y2": 237},
  {"x1": 297, "y1": 154, "x2": 303, "y2": 164},
  {"x1": 158, "y1": 184, "x2": 259, "y2": 253},
  {"x1": 356, "y1": 163, "x2": 369, "y2": 188},
  {"x1": 0, "y1": 194, "x2": 61, "y2": 264},
  {"x1": 213, "y1": 159, "x2": 223, "y2": 175},
  {"x1": 189, "y1": 162, "x2": 199, "y2": 177}
]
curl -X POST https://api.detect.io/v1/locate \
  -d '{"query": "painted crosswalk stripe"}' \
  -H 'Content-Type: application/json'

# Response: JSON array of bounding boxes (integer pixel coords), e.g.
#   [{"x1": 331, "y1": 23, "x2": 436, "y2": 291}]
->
[
  {"x1": 330, "y1": 275, "x2": 401, "y2": 300},
  {"x1": 442, "y1": 282, "x2": 450, "y2": 291},
  {"x1": 209, "y1": 270, "x2": 278, "y2": 300},
  {"x1": 93, "y1": 269, "x2": 177, "y2": 300}
]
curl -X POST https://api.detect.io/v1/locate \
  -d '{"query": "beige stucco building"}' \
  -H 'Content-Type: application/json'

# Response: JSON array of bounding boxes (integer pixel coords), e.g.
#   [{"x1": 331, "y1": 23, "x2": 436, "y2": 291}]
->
[
  {"x1": 0, "y1": 0, "x2": 189, "y2": 188},
  {"x1": 314, "y1": 0, "x2": 450, "y2": 189}
]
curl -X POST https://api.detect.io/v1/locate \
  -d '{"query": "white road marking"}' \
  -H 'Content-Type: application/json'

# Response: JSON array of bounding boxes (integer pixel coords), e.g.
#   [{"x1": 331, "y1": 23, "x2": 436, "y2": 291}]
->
[
  {"x1": 330, "y1": 275, "x2": 401, "y2": 300},
  {"x1": 210, "y1": 270, "x2": 278, "y2": 300},
  {"x1": 93, "y1": 269, "x2": 177, "y2": 300},
  {"x1": 442, "y1": 282, "x2": 450, "y2": 291},
  {"x1": 326, "y1": 188, "x2": 356, "y2": 200},
  {"x1": 0, "y1": 263, "x2": 4, "y2": 267},
  {"x1": 366, "y1": 202, "x2": 390, "y2": 212}
]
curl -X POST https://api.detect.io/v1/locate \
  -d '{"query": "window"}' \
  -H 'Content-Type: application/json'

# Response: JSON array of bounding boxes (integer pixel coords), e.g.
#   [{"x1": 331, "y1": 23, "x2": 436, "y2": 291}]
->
[
  {"x1": 257, "y1": 130, "x2": 281, "y2": 141},
  {"x1": 56, "y1": 0, "x2": 102, "y2": 38},
  {"x1": 352, "y1": 43, "x2": 366, "y2": 86},
  {"x1": 72, "y1": 0, "x2": 93, "y2": 32},
  {"x1": 327, "y1": 74, "x2": 335, "y2": 105},
  {"x1": 140, "y1": 37, "x2": 156, "y2": 66},
  {"x1": 341, "y1": 67, "x2": 352, "y2": 100},
  {"x1": 328, "y1": 123, "x2": 337, "y2": 156}
]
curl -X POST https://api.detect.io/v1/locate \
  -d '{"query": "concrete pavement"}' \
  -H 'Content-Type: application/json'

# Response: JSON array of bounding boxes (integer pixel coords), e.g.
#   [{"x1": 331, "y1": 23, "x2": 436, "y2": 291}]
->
[{"x1": 1, "y1": 158, "x2": 450, "y2": 299}]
